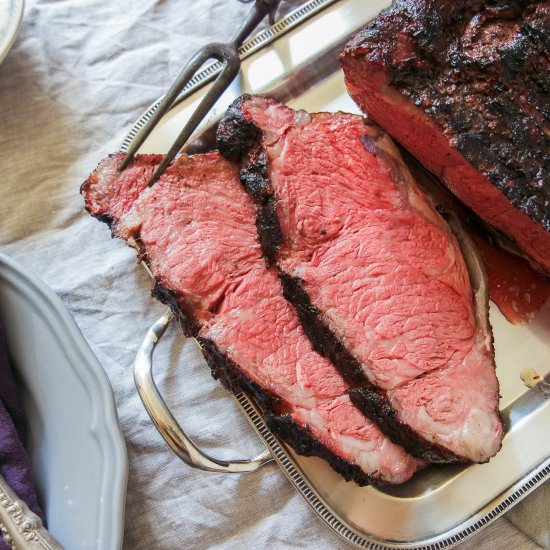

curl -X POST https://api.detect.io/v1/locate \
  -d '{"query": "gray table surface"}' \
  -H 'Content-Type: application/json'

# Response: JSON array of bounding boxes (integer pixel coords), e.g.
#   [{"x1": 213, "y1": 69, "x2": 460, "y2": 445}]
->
[{"x1": 0, "y1": 1, "x2": 544, "y2": 548}]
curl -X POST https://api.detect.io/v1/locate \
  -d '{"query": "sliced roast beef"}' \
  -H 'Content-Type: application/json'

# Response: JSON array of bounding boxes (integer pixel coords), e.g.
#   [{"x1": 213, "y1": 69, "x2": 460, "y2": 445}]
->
[
  {"x1": 340, "y1": 0, "x2": 550, "y2": 273},
  {"x1": 217, "y1": 95, "x2": 503, "y2": 463},
  {"x1": 81, "y1": 152, "x2": 421, "y2": 485}
]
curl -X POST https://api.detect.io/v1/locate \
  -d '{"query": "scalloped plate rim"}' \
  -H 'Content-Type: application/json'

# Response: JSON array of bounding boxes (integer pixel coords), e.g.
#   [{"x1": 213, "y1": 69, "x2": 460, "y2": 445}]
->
[{"x1": 0, "y1": 252, "x2": 128, "y2": 550}]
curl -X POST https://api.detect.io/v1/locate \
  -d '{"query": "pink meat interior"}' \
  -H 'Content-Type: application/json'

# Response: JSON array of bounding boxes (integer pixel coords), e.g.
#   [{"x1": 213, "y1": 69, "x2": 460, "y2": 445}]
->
[
  {"x1": 82, "y1": 152, "x2": 421, "y2": 484},
  {"x1": 240, "y1": 97, "x2": 502, "y2": 462}
]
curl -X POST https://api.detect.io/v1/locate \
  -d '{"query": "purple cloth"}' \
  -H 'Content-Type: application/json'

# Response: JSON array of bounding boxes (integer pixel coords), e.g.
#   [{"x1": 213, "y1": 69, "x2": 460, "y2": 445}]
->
[{"x1": 0, "y1": 321, "x2": 44, "y2": 549}]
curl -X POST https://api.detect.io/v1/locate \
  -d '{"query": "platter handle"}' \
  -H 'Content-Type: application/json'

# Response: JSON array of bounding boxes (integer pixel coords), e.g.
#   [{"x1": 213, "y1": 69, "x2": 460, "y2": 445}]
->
[{"x1": 134, "y1": 311, "x2": 274, "y2": 473}]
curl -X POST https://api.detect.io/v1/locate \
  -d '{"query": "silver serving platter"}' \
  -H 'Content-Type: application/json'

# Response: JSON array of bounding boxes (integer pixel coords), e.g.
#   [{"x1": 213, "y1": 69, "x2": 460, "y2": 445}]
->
[{"x1": 123, "y1": 1, "x2": 550, "y2": 548}]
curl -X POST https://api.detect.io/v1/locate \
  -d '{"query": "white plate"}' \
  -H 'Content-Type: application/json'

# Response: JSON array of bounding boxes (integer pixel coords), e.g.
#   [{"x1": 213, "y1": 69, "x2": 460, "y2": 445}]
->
[
  {"x1": 0, "y1": 253, "x2": 127, "y2": 550},
  {"x1": 0, "y1": 0, "x2": 24, "y2": 65}
]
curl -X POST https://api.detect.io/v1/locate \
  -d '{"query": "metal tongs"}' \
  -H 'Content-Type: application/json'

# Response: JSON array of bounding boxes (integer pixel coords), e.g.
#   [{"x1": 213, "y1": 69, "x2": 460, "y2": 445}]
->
[{"x1": 118, "y1": 0, "x2": 281, "y2": 185}]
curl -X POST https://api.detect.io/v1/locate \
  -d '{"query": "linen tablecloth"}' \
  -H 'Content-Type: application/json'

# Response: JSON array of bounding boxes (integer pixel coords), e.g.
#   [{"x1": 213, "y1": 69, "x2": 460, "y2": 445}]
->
[{"x1": 0, "y1": 1, "x2": 546, "y2": 548}]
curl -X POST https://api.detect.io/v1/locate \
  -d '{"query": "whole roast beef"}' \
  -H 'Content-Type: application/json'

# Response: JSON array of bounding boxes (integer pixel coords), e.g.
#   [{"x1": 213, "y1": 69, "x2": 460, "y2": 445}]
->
[
  {"x1": 81, "y1": 151, "x2": 421, "y2": 485},
  {"x1": 340, "y1": 0, "x2": 550, "y2": 273},
  {"x1": 217, "y1": 95, "x2": 503, "y2": 463}
]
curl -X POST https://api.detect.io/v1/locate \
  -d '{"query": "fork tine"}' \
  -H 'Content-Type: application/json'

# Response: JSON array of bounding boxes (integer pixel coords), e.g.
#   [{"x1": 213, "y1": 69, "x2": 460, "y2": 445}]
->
[
  {"x1": 118, "y1": 46, "x2": 218, "y2": 172},
  {"x1": 120, "y1": 1, "x2": 278, "y2": 176},
  {"x1": 146, "y1": 56, "x2": 241, "y2": 186}
]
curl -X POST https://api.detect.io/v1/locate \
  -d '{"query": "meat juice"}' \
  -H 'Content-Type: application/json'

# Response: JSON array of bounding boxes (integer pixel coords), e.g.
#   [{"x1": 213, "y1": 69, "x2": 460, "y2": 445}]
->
[{"x1": 470, "y1": 233, "x2": 550, "y2": 325}]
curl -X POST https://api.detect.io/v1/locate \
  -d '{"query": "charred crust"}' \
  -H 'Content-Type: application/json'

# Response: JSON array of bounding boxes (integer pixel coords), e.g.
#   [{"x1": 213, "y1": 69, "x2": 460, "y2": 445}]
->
[
  {"x1": 265, "y1": 414, "x2": 378, "y2": 486},
  {"x1": 196, "y1": 337, "x2": 377, "y2": 486},
  {"x1": 343, "y1": 0, "x2": 550, "y2": 233},
  {"x1": 197, "y1": 336, "x2": 278, "y2": 412},
  {"x1": 217, "y1": 97, "x2": 284, "y2": 265},
  {"x1": 240, "y1": 144, "x2": 271, "y2": 199},
  {"x1": 349, "y1": 388, "x2": 464, "y2": 464},
  {"x1": 256, "y1": 198, "x2": 283, "y2": 267},
  {"x1": 279, "y1": 273, "x2": 463, "y2": 463},
  {"x1": 278, "y1": 272, "x2": 365, "y2": 387},
  {"x1": 217, "y1": 94, "x2": 262, "y2": 162},
  {"x1": 151, "y1": 281, "x2": 201, "y2": 337},
  {"x1": 242, "y1": 145, "x2": 283, "y2": 266}
]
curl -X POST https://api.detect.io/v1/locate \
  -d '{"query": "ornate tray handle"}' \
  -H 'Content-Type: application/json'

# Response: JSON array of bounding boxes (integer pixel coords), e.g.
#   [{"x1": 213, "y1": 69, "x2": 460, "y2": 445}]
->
[
  {"x1": 134, "y1": 311, "x2": 274, "y2": 473},
  {"x1": 0, "y1": 473, "x2": 62, "y2": 550}
]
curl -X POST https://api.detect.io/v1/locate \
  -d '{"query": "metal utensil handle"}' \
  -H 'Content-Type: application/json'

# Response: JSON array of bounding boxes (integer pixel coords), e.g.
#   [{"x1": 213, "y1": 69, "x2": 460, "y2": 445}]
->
[
  {"x1": 134, "y1": 311, "x2": 273, "y2": 473},
  {"x1": 0, "y1": 472, "x2": 63, "y2": 550}
]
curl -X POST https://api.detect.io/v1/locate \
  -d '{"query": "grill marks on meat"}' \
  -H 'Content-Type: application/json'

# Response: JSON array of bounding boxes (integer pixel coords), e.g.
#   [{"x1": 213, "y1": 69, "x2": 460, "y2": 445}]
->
[
  {"x1": 340, "y1": 0, "x2": 550, "y2": 273},
  {"x1": 217, "y1": 95, "x2": 503, "y2": 463},
  {"x1": 81, "y1": 152, "x2": 421, "y2": 485}
]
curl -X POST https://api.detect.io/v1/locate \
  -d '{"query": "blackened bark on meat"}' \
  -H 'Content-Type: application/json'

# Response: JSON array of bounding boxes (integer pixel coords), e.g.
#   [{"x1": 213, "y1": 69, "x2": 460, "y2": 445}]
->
[
  {"x1": 349, "y1": 388, "x2": 463, "y2": 464},
  {"x1": 256, "y1": 198, "x2": 282, "y2": 267},
  {"x1": 151, "y1": 281, "x2": 201, "y2": 337},
  {"x1": 236, "y1": 143, "x2": 270, "y2": 198},
  {"x1": 217, "y1": 95, "x2": 263, "y2": 163},
  {"x1": 241, "y1": 144, "x2": 283, "y2": 266},
  {"x1": 197, "y1": 336, "x2": 377, "y2": 486},
  {"x1": 280, "y1": 273, "x2": 462, "y2": 464},
  {"x1": 218, "y1": 98, "x2": 283, "y2": 266},
  {"x1": 197, "y1": 336, "x2": 278, "y2": 410},
  {"x1": 346, "y1": 0, "x2": 550, "y2": 233},
  {"x1": 278, "y1": 272, "x2": 365, "y2": 387},
  {"x1": 265, "y1": 414, "x2": 380, "y2": 486}
]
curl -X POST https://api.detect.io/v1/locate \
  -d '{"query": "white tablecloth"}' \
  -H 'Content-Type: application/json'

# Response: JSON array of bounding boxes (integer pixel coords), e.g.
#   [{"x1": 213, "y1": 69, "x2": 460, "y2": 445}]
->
[{"x1": 0, "y1": 1, "x2": 545, "y2": 548}]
